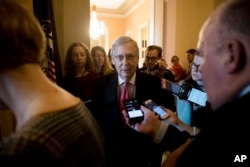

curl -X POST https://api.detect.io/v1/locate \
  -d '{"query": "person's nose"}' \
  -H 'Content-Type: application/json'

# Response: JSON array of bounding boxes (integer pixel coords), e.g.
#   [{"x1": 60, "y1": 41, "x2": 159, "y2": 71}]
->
[
  {"x1": 195, "y1": 66, "x2": 199, "y2": 72},
  {"x1": 77, "y1": 54, "x2": 82, "y2": 59},
  {"x1": 198, "y1": 63, "x2": 203, "y2": 74},
  {"x1": 121, "y1": 56, "x2": 129, "y2": 65}
]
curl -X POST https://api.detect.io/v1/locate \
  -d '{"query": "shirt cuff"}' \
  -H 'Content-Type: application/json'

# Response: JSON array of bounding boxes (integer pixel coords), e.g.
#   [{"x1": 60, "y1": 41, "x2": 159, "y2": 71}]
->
[{"x1": 153, "y1": 122, "x2": 169, "y2": 144}]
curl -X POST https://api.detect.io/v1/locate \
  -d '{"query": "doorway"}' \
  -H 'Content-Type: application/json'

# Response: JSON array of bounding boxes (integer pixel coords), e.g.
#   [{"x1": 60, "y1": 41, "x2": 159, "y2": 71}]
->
[{"x1": 138, "y1": 22, "x2": 148, "y2": 68}]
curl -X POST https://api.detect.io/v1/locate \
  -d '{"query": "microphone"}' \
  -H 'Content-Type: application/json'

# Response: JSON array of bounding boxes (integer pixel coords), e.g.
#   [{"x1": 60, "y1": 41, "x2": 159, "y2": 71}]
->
[{"x1": 161, "y1": 78, "x2": 207, "y2": 107}]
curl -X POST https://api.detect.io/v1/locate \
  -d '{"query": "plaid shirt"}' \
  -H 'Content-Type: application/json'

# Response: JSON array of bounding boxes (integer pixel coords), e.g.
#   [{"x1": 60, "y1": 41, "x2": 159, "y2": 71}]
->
[{"x1": 0, "y1": 102, "x2": 104, "y2": 167}]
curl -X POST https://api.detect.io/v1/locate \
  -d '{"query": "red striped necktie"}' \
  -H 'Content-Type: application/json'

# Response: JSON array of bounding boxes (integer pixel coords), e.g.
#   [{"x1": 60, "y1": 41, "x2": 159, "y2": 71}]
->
[{"x1": 120, "y1": 81, "x2": 129, "y2": 111}]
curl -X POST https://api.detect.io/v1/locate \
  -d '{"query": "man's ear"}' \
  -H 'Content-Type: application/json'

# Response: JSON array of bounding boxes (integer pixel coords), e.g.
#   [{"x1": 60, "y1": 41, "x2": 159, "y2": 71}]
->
[{"x1": 224, "y1": 39, "x2": 246, "y2": 73}]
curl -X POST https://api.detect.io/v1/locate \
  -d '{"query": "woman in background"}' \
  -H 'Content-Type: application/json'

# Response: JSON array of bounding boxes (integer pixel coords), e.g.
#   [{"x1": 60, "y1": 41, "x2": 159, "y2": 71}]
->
[
  {"x1": 62, "y1": 42, "x2": 100, "y2": 103},
  {"x1": 176, "y1": 54, "x2": 210, "y2": 127},
  {"x1": 169, "y1": 55, "x2": 186, "y2": 82},
  {"x1": 91, "y1": 46, "x2": 114, "y2": 76}
]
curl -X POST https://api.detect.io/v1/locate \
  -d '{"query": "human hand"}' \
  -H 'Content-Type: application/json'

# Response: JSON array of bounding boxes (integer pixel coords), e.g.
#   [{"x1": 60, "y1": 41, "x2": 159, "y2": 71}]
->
[
  {"x1": 122, "y1": 105, "x2": 161, "y2": 137},
  {"x1": 161, "y1": 138, "x2": 193, "y2": 167},
  {"x1": 156, "y1": 59, "x2": 168, "y2": 70},
  {"x1": 160, "y1": 106, "x2": 200, "y2": 136},
  {"x1": 122, "y1": 105, "x2": 199, "y2": 137}
]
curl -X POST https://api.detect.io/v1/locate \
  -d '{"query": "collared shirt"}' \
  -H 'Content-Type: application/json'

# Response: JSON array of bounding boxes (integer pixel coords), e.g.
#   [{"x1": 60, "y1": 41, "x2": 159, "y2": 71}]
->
[
  {"x1": 118, "y1": 73, "x2": 168, "y2": 143},
  {"x1": 118, "y1": 73, "x2": 136, "y2": 99}
]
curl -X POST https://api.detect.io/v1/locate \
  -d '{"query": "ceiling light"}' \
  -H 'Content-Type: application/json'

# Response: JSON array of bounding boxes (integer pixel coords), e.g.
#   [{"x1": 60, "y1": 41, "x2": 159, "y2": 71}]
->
[{"x1": 89, "y1": 5, "x2": 105, "y2": 40}]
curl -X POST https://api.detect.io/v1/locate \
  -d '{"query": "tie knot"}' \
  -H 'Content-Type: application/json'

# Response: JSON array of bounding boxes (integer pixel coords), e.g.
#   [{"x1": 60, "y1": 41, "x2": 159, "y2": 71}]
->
[{"x1": 123, "y1": 81, "x2": 129, "y2": 88}]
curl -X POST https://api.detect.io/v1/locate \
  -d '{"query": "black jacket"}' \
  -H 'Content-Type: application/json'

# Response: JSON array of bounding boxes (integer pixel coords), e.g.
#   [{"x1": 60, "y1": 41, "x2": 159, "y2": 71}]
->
[
  {"x1": 176, "y1": 93, "x2": 250, "y2": 167},
  {"x1": 90, "y1": 72, "x2": 180, "y2": 167}
]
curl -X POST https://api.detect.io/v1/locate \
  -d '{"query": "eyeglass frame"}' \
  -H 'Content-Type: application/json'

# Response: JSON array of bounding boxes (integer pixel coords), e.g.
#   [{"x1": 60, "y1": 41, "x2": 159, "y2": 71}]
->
[
  {"x1": 191, "y1": 51, "x2": 203, "y2": 70},
  {"x1": 113, "y1": 54, "x2": 137, "y2": 62},
  {"x1": 145, "y1": 56, "x2": 159, "y2": 62},
  {"x1": 191, "y1": 62, "x2": 200, "y2": 70}
]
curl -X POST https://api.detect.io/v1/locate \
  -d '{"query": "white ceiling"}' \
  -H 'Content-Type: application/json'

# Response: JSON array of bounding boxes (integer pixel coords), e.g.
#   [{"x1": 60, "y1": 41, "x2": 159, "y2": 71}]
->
[
  {"x1": 91, "y1": 0, "x2": 126, "y2": 10},
  {"x1": 90, "y1": 0, "x2": 144, "y2": 16}
]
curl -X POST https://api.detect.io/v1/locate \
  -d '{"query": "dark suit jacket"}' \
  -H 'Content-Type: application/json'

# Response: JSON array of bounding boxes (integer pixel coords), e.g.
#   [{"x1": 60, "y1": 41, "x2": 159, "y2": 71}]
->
[
  {"x1": 90, "y1": 72, "x2": 179, "y2": 167},
  {"x1": 175, "y1": 92, "x2": 250, "y2": 167}
]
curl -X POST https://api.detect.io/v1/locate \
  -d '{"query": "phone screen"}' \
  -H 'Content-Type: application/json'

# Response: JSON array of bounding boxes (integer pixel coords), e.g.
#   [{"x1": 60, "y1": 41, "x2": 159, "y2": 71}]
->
[
  {"x1": 161, "y1": 78, "x2": 180, "y2": 94},
  {"x1": 127, "y1": 109, "x2": 143, "y2": 118},
  {"x1": 144, "y1": 99, "x2": 168, "y2": 119},
  {"x1": 187, "y1": 88, "x2": 207, "y2": 106},
  {"x1": 124, "y1": 99, "x2": 144, "y2": 123},
  {"x1": 161, "y1": 78, "x2": 207, "y2": 107}
]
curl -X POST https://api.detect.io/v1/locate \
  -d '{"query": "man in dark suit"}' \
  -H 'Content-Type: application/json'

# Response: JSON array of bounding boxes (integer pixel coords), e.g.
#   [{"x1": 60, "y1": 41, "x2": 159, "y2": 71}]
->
[
  {"x1": 90, "y1": 36, "x2": 186, "y2": 167},
  {"x1": 123, "y1": 0, "x2": 250, "y2": 166}
]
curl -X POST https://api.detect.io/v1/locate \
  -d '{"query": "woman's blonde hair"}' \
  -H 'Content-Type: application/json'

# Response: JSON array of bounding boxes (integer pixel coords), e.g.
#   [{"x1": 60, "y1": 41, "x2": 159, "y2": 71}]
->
[{"x1": 91, "y1": 46, "x2": 114, "y2": 76}]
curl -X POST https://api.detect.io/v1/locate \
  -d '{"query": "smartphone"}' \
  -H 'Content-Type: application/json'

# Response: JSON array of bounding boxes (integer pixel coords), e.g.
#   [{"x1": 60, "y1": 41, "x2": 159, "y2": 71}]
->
[
  {"x1": 144, "y1": 99, "x2": 169, "y2": 119},
  {"x1": 161, "y1": 78, "x2": 180, "y2": 94},
  {"x1": 187, "y1": 88, "x2": 207, "y2": 107},
  {"x1": 178, "y1": 84, "x2": 192, "y2": 99},
  {"x1": 161, "y1": 78, "x2": 207, "y2": 107},
  {"x1": 124, "y1": 98, "x2": 144, "y2": 124}
]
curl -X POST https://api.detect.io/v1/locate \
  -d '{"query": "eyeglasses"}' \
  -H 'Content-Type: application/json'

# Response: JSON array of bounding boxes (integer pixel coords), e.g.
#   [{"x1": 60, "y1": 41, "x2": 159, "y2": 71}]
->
[
  {"x1": 145, "y1": 57, "x2": 158, "y2": 61},
  {"x1": 113, "y1": 54, "x2": 136, "y2": 61},
  {"x1": 191, "y1": 62, "x2": 200, "y2": 70}
]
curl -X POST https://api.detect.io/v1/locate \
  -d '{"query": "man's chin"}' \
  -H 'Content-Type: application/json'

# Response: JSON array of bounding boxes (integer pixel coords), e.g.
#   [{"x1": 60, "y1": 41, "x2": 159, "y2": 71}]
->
[{"x1": 121, "y1": 72, "x2": 133, "y2": 80}]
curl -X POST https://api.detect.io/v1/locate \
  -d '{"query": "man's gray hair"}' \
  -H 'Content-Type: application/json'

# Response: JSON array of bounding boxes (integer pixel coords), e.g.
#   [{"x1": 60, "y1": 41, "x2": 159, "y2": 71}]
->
[{"x1": 111, "y1": 36, "x2": 139, "y2": 57}]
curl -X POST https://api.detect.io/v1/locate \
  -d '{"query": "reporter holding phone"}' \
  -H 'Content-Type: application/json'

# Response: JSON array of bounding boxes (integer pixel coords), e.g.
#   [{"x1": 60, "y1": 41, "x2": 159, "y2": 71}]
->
[
  {"x1": 122, "y1": 0, "x2": 250, "y2": 166},
  {"x1": 176, "y1": 53, "x2": 211, "y2": 127},
  {"x1": 122, "y1": 105, "x2": 198, "y2": 147}
]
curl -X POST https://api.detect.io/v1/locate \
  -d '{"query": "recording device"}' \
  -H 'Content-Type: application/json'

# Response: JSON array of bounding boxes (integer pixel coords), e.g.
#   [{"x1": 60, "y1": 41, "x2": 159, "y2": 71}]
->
[
  {"x1": 161, "y1": 78, "x2": 207, "y2": 107},
  {"x1": 144, "y1": 99, "x2": 169, "y2": 119},
  {"x1": 124, "y1": 98, "x2": 144, "y2": 124}
]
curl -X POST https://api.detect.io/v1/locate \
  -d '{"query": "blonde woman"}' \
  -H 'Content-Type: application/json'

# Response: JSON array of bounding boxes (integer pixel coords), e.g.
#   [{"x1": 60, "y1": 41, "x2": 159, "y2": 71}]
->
[{"x1": 91, "y1": 46, "x2": 114, "y2": 76}]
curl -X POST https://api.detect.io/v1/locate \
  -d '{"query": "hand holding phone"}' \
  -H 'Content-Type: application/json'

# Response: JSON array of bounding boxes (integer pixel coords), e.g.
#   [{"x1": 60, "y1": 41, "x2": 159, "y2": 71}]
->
[
  {"x1": 161, "y1": 78, "x2": 207, "y2": 107},
  {"x1": 143, "y1": 99, "x2": 169, "y2": 119},
  {"x1": 124, "y1": 98, "x2": 144, "y2": 124}
]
